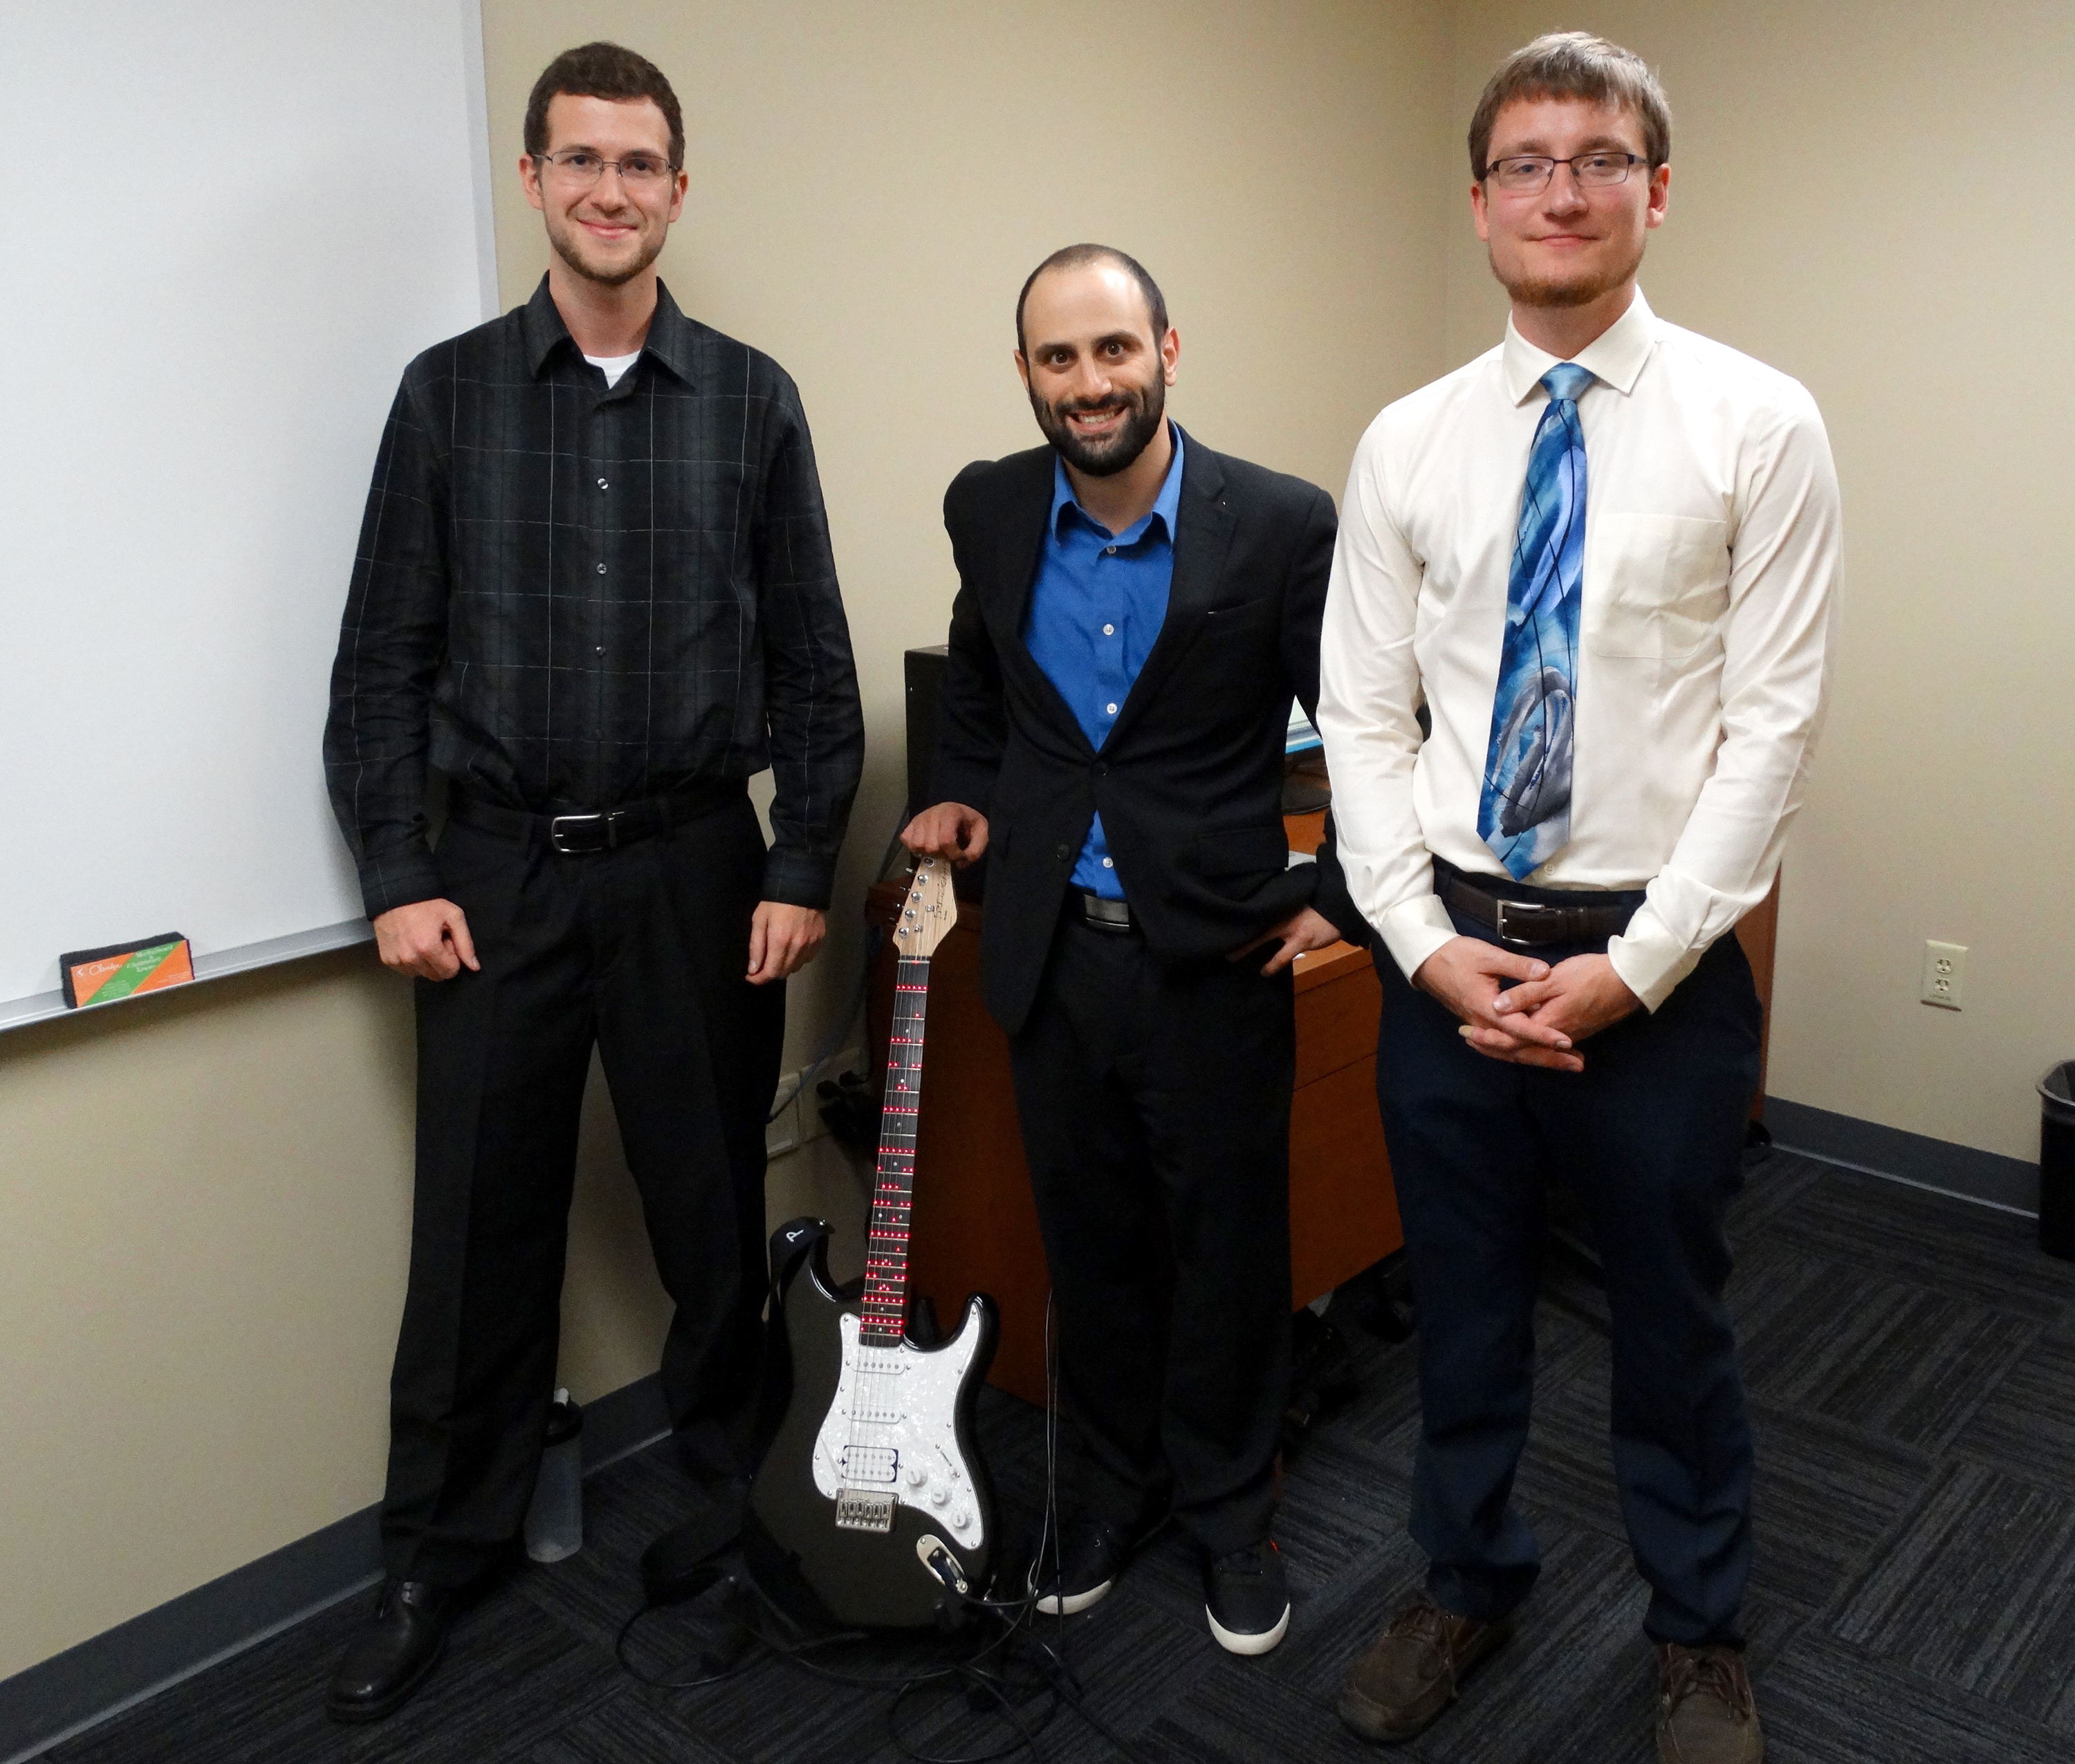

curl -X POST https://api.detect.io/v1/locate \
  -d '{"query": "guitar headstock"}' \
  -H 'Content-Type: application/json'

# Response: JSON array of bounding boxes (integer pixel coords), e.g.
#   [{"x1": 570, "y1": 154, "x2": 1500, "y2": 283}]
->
[{"x1": 892, "y1": 855, "x2": 959, "y2": 959}]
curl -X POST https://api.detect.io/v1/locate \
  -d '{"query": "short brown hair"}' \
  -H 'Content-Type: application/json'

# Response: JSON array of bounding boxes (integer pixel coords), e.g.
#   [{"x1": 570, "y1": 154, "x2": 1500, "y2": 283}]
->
[
  {"x1": 1468, "y1": 32, "x2": 1671, "y2": 179},
  {"x1": 524, "y1": 42, "x2": 684, "y2": 169}
]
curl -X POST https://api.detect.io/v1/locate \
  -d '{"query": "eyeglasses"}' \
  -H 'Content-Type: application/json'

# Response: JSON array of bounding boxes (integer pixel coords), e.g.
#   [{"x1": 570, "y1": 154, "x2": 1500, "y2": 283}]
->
[
  {"x1": 533, "y1": 149, "x2": 679, "y2": 190},
  {"x1": 1484, "y1": 151, "x2": 1648, "y2": 194}
]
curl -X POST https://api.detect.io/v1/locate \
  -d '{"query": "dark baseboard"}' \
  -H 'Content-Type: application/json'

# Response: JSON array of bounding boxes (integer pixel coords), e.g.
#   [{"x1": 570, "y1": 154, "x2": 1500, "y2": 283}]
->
[
  {"x1": 1765, "y1": 1095, "x2": 2040, "y2": 1214},
  {"x1": 0, "y1": 1373, "x2": 670, "y2": 1764}
]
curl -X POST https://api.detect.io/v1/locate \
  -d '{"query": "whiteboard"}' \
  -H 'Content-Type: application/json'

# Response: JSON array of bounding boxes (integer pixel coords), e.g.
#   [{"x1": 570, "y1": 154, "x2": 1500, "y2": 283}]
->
[{"x1": 0, "y1": 0, "x2": 496, "y2": 1023}]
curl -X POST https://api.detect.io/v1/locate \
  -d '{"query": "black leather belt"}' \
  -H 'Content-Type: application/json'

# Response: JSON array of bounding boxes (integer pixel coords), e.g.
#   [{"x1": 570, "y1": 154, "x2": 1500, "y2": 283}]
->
[
  {"x1": 1435, "y1": 860, "x2": 1642, "y2": 947},
  {"x1": 1072, "y1": 890, "x2": 1136, "y2": 934},
  {"x1": 448, "y1": 779, "x2": 746, "y2": 855}
]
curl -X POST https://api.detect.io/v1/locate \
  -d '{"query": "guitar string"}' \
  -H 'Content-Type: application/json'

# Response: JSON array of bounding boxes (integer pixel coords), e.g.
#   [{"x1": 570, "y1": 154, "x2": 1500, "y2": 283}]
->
[
  {"x1": 851, "y1": 869, "x2": 935, "y2": 1512},
  {"x1": 855, "y1": 949, "x2": 915, "y2": 1489},
  {"x1": 865, "y1": 953, "x2": 927, "y2": 1494}
]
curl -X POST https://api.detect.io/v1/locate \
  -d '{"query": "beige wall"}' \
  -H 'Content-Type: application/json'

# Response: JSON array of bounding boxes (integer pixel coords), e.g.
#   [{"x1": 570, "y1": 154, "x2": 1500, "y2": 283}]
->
[
  {"x1": 1444, "y1": 1, "x2": 2075, "y2": 1163},
  {"x1": 0, "y1": 0, "x2": 1448, "y2": 1682}
]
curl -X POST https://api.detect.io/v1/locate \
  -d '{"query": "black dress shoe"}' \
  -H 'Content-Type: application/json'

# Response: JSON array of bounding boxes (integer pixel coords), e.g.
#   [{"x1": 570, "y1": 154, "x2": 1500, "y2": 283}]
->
[{"x1": 324, "y1": 1578, "x2": 457, "y2": 1723}]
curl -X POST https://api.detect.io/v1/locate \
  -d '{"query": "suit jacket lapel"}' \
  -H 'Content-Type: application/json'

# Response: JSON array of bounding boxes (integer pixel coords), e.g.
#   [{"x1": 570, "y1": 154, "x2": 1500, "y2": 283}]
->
[
  {"x1": 986, "y1": 448, "x2": 1094, "y2": 752},
  {"x1": 1109, "y1": 435, "x2": 1232, "y2": 745}
]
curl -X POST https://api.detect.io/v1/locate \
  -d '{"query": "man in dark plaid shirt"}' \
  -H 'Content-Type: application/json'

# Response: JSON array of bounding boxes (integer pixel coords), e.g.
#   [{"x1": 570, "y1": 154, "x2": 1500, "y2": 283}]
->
[{"x1": 321, "y1": 43, "x2": 862, "y2": 1722}]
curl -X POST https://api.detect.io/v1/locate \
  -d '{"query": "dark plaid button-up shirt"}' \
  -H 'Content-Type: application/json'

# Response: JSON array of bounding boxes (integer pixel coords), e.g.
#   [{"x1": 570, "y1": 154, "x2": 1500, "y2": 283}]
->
[{"x1": 324, "y1": 277, "x2": 864, "y2": 918}]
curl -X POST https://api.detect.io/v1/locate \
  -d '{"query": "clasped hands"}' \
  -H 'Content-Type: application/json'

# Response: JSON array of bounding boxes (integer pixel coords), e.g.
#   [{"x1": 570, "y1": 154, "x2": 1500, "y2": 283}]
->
[
  {"x1": 899, "y1": 801, "x2": 1344, "y2": 977},
  {"x1": 371, "y1": 895, "x2": 824, "y2": 985},
  {"x1": 1412, "y1": 935, "x2": 1641, "y2": 1073}
]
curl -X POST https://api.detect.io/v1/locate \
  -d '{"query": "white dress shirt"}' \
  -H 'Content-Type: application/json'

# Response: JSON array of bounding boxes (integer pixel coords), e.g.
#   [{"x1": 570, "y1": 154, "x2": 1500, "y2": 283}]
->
[{"x1": 1317, "y1": 288, "x2": 1841, "y2": 1010}]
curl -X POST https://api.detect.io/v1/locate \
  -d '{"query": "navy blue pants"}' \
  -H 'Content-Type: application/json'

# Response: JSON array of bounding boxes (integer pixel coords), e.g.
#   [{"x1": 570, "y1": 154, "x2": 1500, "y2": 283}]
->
[{"x1": 1376, "y1": 910, "x2": 1761, "y2": 1646}]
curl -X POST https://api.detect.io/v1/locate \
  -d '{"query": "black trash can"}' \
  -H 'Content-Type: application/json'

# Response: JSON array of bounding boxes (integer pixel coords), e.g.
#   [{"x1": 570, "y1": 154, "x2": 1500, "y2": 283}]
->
[{"x1": 2040, "y1": 1062, "x2": 2075, "y2": 1261}]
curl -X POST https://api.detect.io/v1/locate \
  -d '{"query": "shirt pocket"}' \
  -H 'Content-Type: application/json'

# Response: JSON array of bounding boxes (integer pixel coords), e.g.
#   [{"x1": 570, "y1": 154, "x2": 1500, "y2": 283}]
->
[{"x1": 1585, "y1": 514, "x2": 1731, "y2": 660}]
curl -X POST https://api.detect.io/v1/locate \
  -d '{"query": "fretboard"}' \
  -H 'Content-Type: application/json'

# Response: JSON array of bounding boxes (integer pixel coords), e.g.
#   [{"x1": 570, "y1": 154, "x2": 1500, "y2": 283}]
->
[{"x1": 860, "y1": 954, "x2": 928, "y2": 1345}]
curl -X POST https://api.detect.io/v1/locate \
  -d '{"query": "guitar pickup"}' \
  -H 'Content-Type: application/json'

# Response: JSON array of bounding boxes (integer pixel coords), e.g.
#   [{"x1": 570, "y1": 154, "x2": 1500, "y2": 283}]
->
[
  {"x1": 839, "y1": 1446, "x2": 898, "y2": 1483},
  {"x1": 835, "y1": 1490, "x2": 895, "y2": 1532}
]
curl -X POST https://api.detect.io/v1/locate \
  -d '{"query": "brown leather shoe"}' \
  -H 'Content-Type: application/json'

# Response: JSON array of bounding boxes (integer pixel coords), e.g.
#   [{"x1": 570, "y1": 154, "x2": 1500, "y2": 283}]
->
[
  {"x1": 1337, "y1": 1591, "x2": 1513, "y2": 1742},
  {"x1": 1656, "y1": 1642, "x2": 1764, "y2": 1763}
]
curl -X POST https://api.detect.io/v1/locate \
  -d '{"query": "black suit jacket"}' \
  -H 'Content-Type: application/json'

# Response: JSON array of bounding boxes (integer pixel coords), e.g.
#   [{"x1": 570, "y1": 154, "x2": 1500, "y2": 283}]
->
[{"x1": 932, "y1": 429, "x2": 1364, "y2": 1036}]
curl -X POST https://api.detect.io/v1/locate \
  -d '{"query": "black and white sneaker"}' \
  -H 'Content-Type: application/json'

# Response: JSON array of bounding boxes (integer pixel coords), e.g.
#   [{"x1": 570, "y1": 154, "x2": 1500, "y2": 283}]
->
[
  {"x1": 1204, "y1": 1539, "x2": 1291, "y2": 1655},
  {"x1": 1028, "y1": 1516, "x2": 1143, "y2": 1616}
]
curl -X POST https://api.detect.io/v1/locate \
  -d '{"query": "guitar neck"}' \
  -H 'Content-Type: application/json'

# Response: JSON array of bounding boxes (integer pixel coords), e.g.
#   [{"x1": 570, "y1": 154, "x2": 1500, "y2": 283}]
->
[{"x1": 862, "y1": 953, "x2": 929, "y2": 1345}]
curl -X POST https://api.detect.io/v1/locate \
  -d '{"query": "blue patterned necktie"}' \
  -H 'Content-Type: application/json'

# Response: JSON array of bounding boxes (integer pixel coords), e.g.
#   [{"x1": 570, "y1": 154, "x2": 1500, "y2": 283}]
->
[{"x1": 1479, "y1": 362, "x2": 1594, "y2": 879}]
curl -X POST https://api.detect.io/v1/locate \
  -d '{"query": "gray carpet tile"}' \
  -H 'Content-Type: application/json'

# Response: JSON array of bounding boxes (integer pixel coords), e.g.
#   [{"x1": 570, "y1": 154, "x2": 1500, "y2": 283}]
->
[
  {"x1": 1948, "y1": 1330, "x2": 2075, "y2": 1492},
  {"x1": 37, "y1": 1151, "x2": 2075, "y2": 1764},
  {"x1": 1829, "y1": 1458, "x2": 2075, "y2": 1732},
  {"x1": 1741, "y1": 1400, "x2": 1931, "y2": 1615},
  {"x1": 1762, "y1": 1630, "x2": 2075, "y2": 1763},
  {"x1": 43, "y1": 1592, "x2": 622, "y2": 1764},
  {"x1": 1755, "y1": 1165, "x2": 2075, "y2": 1322},
  {"x1": 1735, "y1": 1246, "x2": 2041, "y2": 1450},
  {"x1": 524, "y1": 1689, "x2": 735, "y2": 1764}
]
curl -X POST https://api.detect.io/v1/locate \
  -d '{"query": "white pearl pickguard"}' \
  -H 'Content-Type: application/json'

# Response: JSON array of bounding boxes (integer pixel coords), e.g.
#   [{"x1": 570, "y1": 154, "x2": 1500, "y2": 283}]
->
[{"x1": 811, "y1": 1303, "x2": 987, "y2": 1548}]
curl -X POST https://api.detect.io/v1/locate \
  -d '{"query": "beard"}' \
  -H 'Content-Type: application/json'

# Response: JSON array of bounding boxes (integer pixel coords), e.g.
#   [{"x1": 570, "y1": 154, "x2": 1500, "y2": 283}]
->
[
  {"x1": 545, "y1": 210, "x2": 667, "y2": 289},
  {"x1": 1030, "y1": 372, "x2": 1167, "y2": 477},
  {"x1": 1491, "y1": 232, "x2": 1646, "y2": 309}
]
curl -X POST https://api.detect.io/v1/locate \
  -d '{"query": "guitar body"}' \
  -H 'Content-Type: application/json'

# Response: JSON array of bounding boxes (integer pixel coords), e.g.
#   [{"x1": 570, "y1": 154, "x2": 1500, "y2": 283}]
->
[
  {"x1": 750, "y1": 1233, "x2": 999, "y2": 1628},
  {"x1": 743, "y1": 849, "x2": 997, "y2": 1629}
]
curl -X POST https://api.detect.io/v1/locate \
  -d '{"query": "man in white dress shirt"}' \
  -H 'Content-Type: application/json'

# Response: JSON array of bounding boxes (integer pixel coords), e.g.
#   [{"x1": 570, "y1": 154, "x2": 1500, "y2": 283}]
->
[{"x1": 1318, "y1": 33, "x2": 1838, "y2": 1763}]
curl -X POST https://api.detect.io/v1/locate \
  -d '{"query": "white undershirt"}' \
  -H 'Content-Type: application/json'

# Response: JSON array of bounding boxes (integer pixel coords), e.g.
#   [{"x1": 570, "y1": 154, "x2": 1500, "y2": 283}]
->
[{"x1": 584, "y1": 351, "x2": 640, "y2": 387}]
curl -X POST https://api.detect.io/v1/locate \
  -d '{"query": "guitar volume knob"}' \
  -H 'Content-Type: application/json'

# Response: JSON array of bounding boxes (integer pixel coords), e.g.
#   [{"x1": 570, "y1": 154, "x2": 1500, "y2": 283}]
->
[
  {"x1": 905, "y1": 1465, "x2": 927, "y2": 1487},
  {"x1": 930, "y1": 1485, "x2": 950, "y2": 1507}
]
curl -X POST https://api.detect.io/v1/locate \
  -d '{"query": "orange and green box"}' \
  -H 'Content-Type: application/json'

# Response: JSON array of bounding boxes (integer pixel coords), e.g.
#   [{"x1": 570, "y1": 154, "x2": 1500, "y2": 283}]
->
[{"x1": 60, "y1": 934, "x2": 195, "y2": 1009}]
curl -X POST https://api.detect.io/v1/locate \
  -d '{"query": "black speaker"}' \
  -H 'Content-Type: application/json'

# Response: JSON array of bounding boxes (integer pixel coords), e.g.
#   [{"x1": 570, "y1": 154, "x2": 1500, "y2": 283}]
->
[{"x1": 903, "y1": 644, "x2": 948, "y2": 821}]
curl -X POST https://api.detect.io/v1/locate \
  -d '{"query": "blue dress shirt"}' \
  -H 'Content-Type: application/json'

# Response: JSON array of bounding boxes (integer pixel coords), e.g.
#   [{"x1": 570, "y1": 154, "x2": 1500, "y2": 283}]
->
[{"x1": 1022, "y1": 426, "x2": 1185, "y2": 899}]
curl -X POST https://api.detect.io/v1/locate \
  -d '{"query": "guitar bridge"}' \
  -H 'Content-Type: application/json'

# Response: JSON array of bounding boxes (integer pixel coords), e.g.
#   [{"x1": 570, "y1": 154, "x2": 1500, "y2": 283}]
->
[{"x1": 835, "y1": 1489, "x2": 895, "y2": 1532}]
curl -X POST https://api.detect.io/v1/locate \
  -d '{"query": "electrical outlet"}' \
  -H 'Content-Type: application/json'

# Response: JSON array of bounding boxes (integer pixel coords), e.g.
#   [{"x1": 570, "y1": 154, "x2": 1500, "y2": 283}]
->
[{"x1": 1921, "y1": 940, "x2": 1966, "y2": 1011}]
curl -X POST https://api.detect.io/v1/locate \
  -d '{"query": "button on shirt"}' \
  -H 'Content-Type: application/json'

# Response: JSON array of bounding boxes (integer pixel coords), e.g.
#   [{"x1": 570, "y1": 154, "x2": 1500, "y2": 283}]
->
[
  {"x1": 1022, "y1": 427, "x2": 1185, "y2": 898},
  {"x1": 1316, "y1": 290, "x2": 1841, "y2": 1010},
  {"x1": 324, "y1": 277, "x2": 865, "y2": 918}
]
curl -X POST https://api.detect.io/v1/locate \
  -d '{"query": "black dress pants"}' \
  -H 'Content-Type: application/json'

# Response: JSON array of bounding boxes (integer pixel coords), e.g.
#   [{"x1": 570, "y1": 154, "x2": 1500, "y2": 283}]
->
[
  {"x1": 380, "y1": 793, "x2": 784, "y2": 1586},
  {"x1": 1376, "y1": 908, "x2": 1762, "y2": 1646},
  {"x1": 1006, "y1": 911, "x2": 1295, "y2": 1558}
]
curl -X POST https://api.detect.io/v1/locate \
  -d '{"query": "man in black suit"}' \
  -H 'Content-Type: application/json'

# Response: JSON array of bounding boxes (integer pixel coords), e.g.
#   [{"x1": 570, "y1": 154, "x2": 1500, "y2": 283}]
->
[{"x1": 902, "y1": 243, "x2": 1362, "y2": 1655}]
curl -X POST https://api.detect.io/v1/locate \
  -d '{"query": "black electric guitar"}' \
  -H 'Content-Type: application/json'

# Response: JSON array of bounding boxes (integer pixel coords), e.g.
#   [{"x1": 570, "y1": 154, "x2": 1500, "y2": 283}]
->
[{"x1": 748, "y1": 855, "x2": 999, "y2": 1628}]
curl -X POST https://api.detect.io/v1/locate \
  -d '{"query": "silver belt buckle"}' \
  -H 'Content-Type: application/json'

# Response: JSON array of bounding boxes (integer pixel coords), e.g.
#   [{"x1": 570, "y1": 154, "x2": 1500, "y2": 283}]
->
[
  {"x1": 549, "y1": 812, "x2": 607, "y2": 855},
  {"x1": 1493, "y1": 898, "x2": 1553, "y2": 946},
  {"x1": 1080, "y1": 893, "x2": 1134, "y2": 931}
]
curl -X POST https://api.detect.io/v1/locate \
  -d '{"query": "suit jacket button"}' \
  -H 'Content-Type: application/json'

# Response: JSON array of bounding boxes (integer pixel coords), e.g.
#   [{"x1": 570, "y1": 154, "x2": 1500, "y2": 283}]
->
[
  {"x1": 1055, "y1": 844, "x2": 1071, "y2": 862},
  {"x1": 1093, "y1": 762, "x2": 1108, "y2": 778}
]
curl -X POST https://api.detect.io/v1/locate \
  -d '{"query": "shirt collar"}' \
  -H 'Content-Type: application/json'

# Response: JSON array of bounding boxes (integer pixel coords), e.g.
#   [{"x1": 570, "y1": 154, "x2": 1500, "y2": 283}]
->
[
  {"x1": 1050, "y1": 422, "x2": 1187, "y2": 544},
  {"x1": 519, "y1": 275, "x2": 699, "y2": 387},
  {"x1": 1500, "y1": 286, "x2": 1657, "y2": 404}
]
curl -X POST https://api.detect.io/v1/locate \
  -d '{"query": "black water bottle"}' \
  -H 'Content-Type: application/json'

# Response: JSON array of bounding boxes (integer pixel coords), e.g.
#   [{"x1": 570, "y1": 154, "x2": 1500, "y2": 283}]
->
[{"x1": 2039, "y1": 1063, "x2": 2075, "y2": 1262}]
